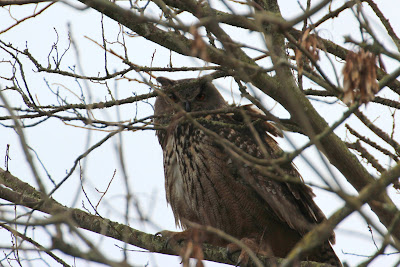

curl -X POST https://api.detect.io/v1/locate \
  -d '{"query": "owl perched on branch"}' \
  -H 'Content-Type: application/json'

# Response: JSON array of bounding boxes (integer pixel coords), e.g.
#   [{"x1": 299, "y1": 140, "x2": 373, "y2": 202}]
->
[{"x1": 154, "y1": 76, "x2": 341, "y2": 266}]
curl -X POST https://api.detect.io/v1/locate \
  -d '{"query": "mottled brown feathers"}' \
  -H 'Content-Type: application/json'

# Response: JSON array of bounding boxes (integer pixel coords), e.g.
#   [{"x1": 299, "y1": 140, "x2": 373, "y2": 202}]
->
[{"x1": 154, "y1": 77, "x2": 341, "y2": 266}]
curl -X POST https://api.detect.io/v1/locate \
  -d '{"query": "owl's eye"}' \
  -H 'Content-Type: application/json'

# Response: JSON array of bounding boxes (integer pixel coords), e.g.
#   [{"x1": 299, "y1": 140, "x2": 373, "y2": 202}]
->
[
  {"x1": 168, "y1": 94, "x2": 179, "y2": 102},
  {"x1": 196, "y1": 92, "x2": 206, "y2": 101}
]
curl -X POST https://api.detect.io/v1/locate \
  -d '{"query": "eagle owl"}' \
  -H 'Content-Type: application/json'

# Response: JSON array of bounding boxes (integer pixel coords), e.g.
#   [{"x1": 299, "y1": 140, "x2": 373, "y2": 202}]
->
[{"x1": 154, "y1": 77, "x2": 341, "y2": 266}]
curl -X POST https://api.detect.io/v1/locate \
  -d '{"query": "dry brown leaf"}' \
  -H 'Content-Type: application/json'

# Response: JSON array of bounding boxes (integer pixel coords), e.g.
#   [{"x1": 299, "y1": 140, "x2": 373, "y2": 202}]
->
[
  {"x1": 190, "y1": 26, "x2": 210, "y2": 62},
  {"x1": 342, "y1": 49, "x2": 379, "y2": 104},
  {"x1": 295, "y1": 28, "x2": 320, "y2": 76}
]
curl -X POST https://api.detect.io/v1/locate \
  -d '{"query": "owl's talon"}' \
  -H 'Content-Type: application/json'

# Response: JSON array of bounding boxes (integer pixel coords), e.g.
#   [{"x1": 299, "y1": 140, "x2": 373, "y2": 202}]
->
[
  {"x1": 154, "y1": 230, "x2": 183, "y2": 250},
  {"x1": 154, "y1": 230, "x2": 176, "y2": 238},
  {"x1": 236, "y1": 252, "x2": 249, "y2": 267},
  {"x1": 155, "y1": 228, "x2": 205, "y2": 266},
  {"x1": 154, "y1": 231, "x2": 162, "y2": 238},
  {"x1": 226, "y1": 238, "x2": 259, "y2": 266}
]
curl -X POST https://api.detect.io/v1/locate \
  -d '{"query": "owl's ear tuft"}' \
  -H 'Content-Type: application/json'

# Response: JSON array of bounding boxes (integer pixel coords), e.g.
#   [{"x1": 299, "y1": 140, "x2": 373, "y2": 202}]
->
[{"x1": 157, "y1": 77, "x2": 176, "y2": 87}]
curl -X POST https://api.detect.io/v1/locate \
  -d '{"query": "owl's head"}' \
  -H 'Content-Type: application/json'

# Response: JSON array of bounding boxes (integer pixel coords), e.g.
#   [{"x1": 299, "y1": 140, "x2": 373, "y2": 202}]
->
[{"x1": 154, "y1": 77, "x2": 227, "y2": 117}]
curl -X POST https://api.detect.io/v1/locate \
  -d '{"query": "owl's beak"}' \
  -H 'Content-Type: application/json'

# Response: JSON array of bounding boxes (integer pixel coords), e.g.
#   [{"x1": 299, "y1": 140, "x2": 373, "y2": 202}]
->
[{"x1": 184, "y1": 101, "x2": 191, "y2": 112}]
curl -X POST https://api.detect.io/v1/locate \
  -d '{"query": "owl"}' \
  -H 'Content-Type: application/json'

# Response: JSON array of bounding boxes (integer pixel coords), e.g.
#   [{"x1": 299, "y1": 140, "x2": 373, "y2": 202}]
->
[{"x1": 154, "y1": 76, "x2": 342, "y2": 266}]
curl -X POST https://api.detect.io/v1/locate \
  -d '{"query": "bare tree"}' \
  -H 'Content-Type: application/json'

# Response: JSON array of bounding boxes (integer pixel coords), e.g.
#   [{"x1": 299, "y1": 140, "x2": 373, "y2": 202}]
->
[{"x1": 0, "y1": 0, "x2": 399, "y2": 266}]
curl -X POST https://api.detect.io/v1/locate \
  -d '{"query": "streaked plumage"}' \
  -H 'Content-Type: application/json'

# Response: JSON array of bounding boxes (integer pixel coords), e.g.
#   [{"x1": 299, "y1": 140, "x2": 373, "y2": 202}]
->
[{"x1": 154, "y1": 77, "x2": 341, "y2": 266}]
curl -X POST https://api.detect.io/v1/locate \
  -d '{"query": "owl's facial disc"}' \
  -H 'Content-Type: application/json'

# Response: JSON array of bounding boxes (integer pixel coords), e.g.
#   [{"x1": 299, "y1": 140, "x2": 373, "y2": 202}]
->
[
  {"x1": 166, "y1": 91, "x2": 194, "y2": 112},
  {"x1": 155, "y1": 76, "x2": 227, "y2": 117},
  {"x1": 182, "y1": 89, "x2": 206, "y2": 112},
  {"x1": 169, "y1": 83, "x2": 205, "y2": 112}
]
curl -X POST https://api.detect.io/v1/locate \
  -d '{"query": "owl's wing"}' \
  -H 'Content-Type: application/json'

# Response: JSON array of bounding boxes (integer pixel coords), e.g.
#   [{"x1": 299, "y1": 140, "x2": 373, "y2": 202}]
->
[
  {"x1": 203, "y1": 109, "x2": 334, "y2": 242},
  {"x1": 238, "y1": 161, "x2": 332, "y2": 240}
]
